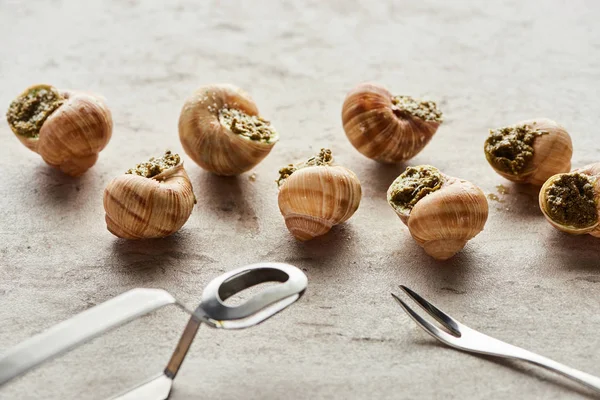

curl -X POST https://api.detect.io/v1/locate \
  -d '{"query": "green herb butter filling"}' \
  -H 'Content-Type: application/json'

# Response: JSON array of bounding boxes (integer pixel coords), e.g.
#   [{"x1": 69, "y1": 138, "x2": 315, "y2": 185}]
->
[
  {"x1": 277, "y1": 148, "x2": 333, "y2": 187},
  {"x1": 391, "y1": 95, "x2": 443, "y2": 123},
  {"x1": 388, "y1": 165, "x2": 444, "y2": 213},
  {"x1": 544, "y1": 172, "x2": 598, "y2": 229},
  {"x1": 126, "y1": 150, "x2": 181, "y2": 178},
  {"x1": 218, "y1": 108, "x2": 277, "y2": 143},
  {"x1": 6, "y1": 85, "x2": 65, "y2": 138},
  {"x1": 484, "y1": 124, "x2": 547, "y2": 175}
]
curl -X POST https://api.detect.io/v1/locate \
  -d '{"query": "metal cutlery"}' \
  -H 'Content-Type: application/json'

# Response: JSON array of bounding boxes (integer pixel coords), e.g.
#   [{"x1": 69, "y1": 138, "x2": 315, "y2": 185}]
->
[
  {"x1": 0, "y1": 262, "x2": 307, "y2": 399},
  {"x1": 392, "y1": 285, "x2": 600, "y2": 394}
]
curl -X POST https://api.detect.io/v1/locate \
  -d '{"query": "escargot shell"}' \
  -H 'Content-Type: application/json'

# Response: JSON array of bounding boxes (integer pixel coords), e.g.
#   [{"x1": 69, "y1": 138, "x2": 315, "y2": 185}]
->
[
  {"x1": 387, "y1": 166, "x2": 488, "y2": 260},
  {"x1": 103, "y1": 152, "x2": 195, "y2": 239},
  {"x1": 6, "y1": 84, "x2": 113, "y2": 176},
  {"x1": 178, "y1": 84, "x2": 278, "y2": 176},
  {"x1": 484, "y1": 118, "x2": 572, "y2": 186},
  {"x1": 278, "y1": 151, "x2": 362, "y2": 241},
  {"x1": 342, "y1": 83, "x2": 442, "y2": 163},
  {"x1": 539, "y1": 163, "x2": 600, "y2": 236}
]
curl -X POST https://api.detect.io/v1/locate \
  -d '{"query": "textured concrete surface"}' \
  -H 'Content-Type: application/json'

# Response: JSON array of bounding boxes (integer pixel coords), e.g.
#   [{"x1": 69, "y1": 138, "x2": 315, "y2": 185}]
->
[{"x1": 1, "y1": 0, "x2": 600, "y2": 399}]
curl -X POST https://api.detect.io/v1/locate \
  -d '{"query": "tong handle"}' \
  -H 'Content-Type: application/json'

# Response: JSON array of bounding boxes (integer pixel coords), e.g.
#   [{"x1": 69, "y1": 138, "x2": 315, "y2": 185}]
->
[{"x1": 0, "y1": 288, "x2": 178, "y2": 386}]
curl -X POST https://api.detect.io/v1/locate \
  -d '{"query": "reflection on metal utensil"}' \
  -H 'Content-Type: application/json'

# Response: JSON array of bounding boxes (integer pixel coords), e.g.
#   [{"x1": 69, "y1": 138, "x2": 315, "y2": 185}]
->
[{"x1": 0, "y1": 262, "x2": 307, "y2": 400}]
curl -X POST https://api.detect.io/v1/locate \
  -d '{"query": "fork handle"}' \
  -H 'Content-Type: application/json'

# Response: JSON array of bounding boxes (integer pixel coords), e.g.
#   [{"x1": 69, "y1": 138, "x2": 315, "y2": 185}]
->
[{"x1": 517, "y1": 350, "x2": 600, "y2": 393}]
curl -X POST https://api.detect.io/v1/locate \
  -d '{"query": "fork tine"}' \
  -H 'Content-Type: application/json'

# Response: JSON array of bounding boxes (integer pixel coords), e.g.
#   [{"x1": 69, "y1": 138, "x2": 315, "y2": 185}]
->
[
  {"x1": 398, "y1": 286, "x2": 462, "y2": 337},
  {"x1": 390, "y1": 293, "x2": 457, "y2": 345}
]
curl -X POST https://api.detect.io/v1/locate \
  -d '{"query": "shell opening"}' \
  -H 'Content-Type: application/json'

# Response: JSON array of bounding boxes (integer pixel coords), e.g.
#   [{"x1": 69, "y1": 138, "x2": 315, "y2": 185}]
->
[
  {"x1": 6, "y1": 84, "x2": 65, "y2": 138},
  {"x1": 218, "y1": 108, "x2": 277, "y2": 143},
  {"x1": 387, "y1": 165, "x2": 444, "y2": 213},
  {"x1": 390, "y1": 95, "x2": 443, "y2": 123},
  {"x1": 126, "y1": 150, "x2": 181, "y2": 178},
  {"x1": 544, "y1": 172, "x2": 598, "y2": 229},
  {"x1": 277, "y1": 148, "x2": 333, "y2": 187},
  {"x1": 484, "y1": 124, "x2": 547, "y2": 175}
]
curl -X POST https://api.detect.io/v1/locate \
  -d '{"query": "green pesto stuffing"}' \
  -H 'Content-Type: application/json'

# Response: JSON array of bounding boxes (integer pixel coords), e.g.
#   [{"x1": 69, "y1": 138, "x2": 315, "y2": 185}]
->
[
  {"x1": 487, "y1": 193, "x2": 501, "y2": 202},
  {"x1": 544, "y1": 172, "x2": 598, "y2": 229},
  {"x1": 6, "y1": 84, "x2": 65, "y2": 138},
  {"x1": 277, "y1": 148, "x2": 333, "y2": 187},
  {"x1": 484, "y1": 123, "x2": 547, "y2": 175},
  {"x1": 496, "y1": 184, "x2": 509, "y2": 195},
  {"x1": 126, "y1": 150, "x2": 181, "y2": 178},
  {"x1": 387, "y1": 165, "x2": 444, "y2": 213},
  {"x1": 218, "y1": 108, "x2": 277, "y2": 143},
  {"x1": 391, "y1": 95, "x2": 443, "y2": 123}
]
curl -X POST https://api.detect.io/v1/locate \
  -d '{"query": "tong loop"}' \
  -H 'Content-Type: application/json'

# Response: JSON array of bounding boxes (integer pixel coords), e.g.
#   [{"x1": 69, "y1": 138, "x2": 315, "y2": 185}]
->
[{"x1": 200, "y1": 262, "x2": 307, "y2": 323}]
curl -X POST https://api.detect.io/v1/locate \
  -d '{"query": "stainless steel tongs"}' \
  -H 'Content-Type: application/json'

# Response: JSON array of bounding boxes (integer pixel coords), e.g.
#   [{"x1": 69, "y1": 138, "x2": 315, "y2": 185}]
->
[{"x1": 0, "y1": 262, "x2": 308, "y2": 399}]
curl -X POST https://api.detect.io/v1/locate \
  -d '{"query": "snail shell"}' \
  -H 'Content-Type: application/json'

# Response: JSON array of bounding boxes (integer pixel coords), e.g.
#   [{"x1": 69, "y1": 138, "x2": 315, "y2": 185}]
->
[
  {"x1": 539, "y1": 163, "x2": 600, "y2": 236},
  {"x1": 178, "y1": 84, "x2": 278, "y2": 176},
  {"x1": 6, "y1": 84, "x2": 112, "y2": 176},
  {"x1": 103, "y1": 152, "x2": 195, "y2": 239},
  {"x1": 484, "y1": 118, "x2": 572, "y2": 186},
  {"x1": 387, "y1": 166, "x2": 488, "y2": 260},
  {"x1": 277, "y1": 150, "x2": 362, "y2": 241},
  {"x1": 341, "y1": 83, "x2": 442, "y2": 163}
]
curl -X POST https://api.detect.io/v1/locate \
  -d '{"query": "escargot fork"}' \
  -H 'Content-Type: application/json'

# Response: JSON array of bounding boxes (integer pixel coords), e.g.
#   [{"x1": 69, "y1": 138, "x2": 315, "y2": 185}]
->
[{"x1": 391, "y1": 285, "x2": 600, "y2": 394}]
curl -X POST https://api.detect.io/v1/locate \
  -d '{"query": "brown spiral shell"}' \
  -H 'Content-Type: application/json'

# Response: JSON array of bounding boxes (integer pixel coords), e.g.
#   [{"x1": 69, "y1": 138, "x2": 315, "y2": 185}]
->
[
  {"x1": 388, "y1": 169, "x2": 488, "y2": 260},
  {"x1": 341, "y1": 83, "x2": 441, "y2": 163},
  {"x1": 103, "y1": 163, "x2": 195, "y2": 239},
  {"x1": 484, "y1": 118, "x2": 572, "y2": 186},
  {"x1": 9, "y1": 85, "x2": 113, "y2": 177},
  {"x1": 278, "y1": 166, "x2": 362, "y2": 241},
  {"x1": 178, "y1": 84, "x2": 277, "y2": 176},
  {"x1": 539, "y1": 162, "x2": 600, "y2": 236}
]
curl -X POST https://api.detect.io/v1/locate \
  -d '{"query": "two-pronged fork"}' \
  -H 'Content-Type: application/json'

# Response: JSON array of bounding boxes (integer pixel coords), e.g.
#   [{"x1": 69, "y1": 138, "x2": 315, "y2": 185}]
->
[{"x1": 392, "y1": 285, "x2": 600, "y2": 394}]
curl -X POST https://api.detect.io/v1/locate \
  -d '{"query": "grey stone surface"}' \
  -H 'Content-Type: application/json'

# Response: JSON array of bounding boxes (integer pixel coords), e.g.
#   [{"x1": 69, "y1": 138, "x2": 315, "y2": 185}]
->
[{"x1": 1, "y1": 0, "x2": 600, "y2": 398}]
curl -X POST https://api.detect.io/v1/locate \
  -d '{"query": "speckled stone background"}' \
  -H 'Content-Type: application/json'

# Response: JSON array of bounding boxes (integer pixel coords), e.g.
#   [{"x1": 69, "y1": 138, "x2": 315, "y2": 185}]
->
[{"x1": 1, "y1": 1, "x2": 600, "y2": 399}]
